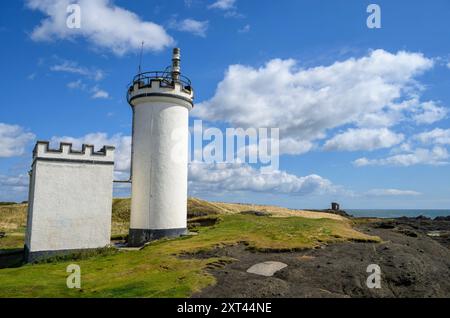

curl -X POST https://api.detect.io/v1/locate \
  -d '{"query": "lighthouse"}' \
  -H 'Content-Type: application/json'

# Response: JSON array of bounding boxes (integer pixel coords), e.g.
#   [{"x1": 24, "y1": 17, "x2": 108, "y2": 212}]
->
[{"x1": 127, "y1": 48, "x2": 194, "y2": 246}]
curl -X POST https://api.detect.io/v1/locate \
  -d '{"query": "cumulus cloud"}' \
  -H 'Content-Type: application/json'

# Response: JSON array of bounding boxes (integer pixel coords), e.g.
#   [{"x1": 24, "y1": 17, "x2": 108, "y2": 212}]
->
[
  {"x1": 188, "y1": 162, "x2": 336, "y2": 196},
  {"x1": 193, "y1": 50, "x2": 436, "y2": 155},
  {"x1": 365, "y1": 188, "x2": 421, "y2": 196},
  {"x1": 47, "y1": 132, "x2": 337, "y2": 197},
  {"x1": 354, "y1": 146, "x2": 449, "y2": 167},
  {"x1": 26, "y1": 0, "x2": 174, "y2": 55},
  {"x1": 354, "y1": 127, "x2": 450, "y2": 167},
  {"x1": 415, "y1": 128, "x2": 450, "y2": 145},
  {"x1": 0, "y1": 123, "x2": 35, "y2": 158},
  {"x1": 412, "y1": 101, "x2": 447, "y2": 124},
  {"x1": 50, "y1": 133, "x2": 131, "y2": 172},
  {"x1": 324, "y1": 128, "x2": 404, "y2": 152},
  {"x1": 169, "y1": 18, "x2": 209, "y2": 37},
  {"x1": 279, "y1": 139, "x2": 314, "y2": 155}
]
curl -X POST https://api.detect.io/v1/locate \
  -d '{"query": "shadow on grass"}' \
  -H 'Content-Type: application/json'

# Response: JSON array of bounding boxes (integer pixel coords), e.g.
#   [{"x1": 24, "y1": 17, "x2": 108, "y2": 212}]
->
[
  {"x1": 0, "y1": 249, "x2": 24, "y2": 269},
  {"x1": 0, "y1": 246, "x2": 120, "y2": 270}
]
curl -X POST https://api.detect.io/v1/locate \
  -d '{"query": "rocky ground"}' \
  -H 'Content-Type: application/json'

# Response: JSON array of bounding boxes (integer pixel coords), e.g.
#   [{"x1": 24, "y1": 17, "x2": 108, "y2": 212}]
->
[{"x1": 192, "y1": 217, "x2": 450, "y2": 298}]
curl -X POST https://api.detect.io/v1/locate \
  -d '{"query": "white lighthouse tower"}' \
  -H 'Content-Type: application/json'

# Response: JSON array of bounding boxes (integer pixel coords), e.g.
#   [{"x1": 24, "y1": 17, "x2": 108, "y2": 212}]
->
[{"x1": 127, "y1": 48, "x2": 194, "y2": 246}]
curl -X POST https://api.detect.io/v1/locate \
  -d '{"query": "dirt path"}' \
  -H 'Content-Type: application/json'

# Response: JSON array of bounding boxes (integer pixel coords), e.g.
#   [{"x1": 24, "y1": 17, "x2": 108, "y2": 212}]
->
[{"x1": 192, "y1": 219, "x2": 450, "y2": 298}]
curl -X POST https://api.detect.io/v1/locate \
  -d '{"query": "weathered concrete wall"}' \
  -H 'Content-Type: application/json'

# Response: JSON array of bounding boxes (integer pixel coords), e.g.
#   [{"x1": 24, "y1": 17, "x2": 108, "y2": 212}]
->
[{"x1": 25, "y1": 142, "x2": 115, "y2": 261}]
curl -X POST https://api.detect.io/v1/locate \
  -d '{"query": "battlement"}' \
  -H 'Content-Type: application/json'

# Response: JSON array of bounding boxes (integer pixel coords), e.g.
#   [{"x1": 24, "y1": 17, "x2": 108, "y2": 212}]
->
[
  {"x1": 33, "y1": 141, "x2": 115, "y2": 164},
  {"x1": 127, "y1": 73, "x2": 194, "y2": 108}
]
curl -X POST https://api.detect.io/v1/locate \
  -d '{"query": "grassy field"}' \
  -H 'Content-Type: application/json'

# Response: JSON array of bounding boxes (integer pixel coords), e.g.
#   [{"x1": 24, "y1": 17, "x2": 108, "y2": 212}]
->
[
  {"x1": 0, "y1": 203, "x2": 27, "y2": 252},
  {"x1": 0, "y1": 198, "x2": 379, "y2": 297}
]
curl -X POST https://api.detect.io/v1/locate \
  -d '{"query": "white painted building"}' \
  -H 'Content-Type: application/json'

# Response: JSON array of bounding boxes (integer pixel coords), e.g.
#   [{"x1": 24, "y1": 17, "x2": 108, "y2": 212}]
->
[
  {"x1": 127, "y1": 48, "x2": 194, "y2": 246},
  {"x1": 25, "y1": 141, "x2": 115, "y2": 262}
]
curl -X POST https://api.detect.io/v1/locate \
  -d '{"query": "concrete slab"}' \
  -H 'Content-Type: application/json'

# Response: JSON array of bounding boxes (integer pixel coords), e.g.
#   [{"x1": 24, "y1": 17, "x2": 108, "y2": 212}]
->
[{"x1": 246, "y1": 261, "x2": 288, "y2": 277}]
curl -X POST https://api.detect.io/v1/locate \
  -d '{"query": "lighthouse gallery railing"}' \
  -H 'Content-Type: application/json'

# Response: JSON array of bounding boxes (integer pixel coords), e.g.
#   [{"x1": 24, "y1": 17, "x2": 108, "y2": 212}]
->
[{"x1": 127, "y1": 71, "x2": 192, "y2": 103}]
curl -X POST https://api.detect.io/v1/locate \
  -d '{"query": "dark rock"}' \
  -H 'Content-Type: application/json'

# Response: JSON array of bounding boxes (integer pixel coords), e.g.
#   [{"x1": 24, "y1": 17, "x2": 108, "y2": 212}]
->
[
  {"x1": 190, "y1": 215, "x2": 450, "y2": 298},
  {"x1": 187, "y1": 210, "x2": 209, "y2": 218},
  {"x1": 375, "y1": 222, "x2": 396, "y2": 229},
  {"x1": 396, "y1": 228, "x2": 418, "y2": 238},
  {"x1": 332, "y1": 210, "x2": 352, "y2": 217},
  {"x1": 240, "y1": 210, "x2": 271, "y2": 217},
  {"x1": 435, "y1": 216, "x2": 450, "y2": 221}
]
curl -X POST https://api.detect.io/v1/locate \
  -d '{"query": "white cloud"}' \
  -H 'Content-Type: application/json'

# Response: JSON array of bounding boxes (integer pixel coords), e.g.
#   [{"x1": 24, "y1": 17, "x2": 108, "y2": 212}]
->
[
  {"x1": 47, "y1": 132, "x2": 336, "y2": 197},
  {"x1": 208, "y1": 0, "x2": 242, "y2": 18},
  {"x1": 208, "y1": 0, "x2": 236, "y2": 10},
  {"x1": 447, "y1": 62, "x2": 450, "y2": 69},
  {"x1": 92, "y1": 90, "x2": 109, "y2": 99},
  {"x1": 50, "y1": 133, "x2": 131, "y2": 172},
  {"x1": 0, "y1": 174, "x2": 29, "y2": 190},
  {"x1": 188, "y1": 162, "x2": 336, "y2": 196},
  {"x1": 26, "y1": 0, "x2": 174, "y2": 55},
  {"x1": 193, "y1": 50, "x2": 435, "y2": 155},
  {"x1": 169, "y1": 18, "x2": 209, "y2": 37},
  {"x1": 365, "y1": 188, "x2": 421, "y2": 196},
  {"x1": 50, "y1": 59, "x2": 104, "y2": 81},
  {"x1": 412, "y1": 101, "x2": 447, "y2": 124},
  {"x1": 238, "y1": 24, "x2": 250, "y2": 33},
  {"x1": 355, "y1": 127, "x2": 450, "y2": 167},
  {"x1": 0, "y1": 123, "x2": 35, "y2": 158},
  {"x1": 67, "y1": 79, "x2": 86, "y2": 90},
  {"x1": 91, "y1": 86, "x2": 110, "y2": 99},
  {"x1": 354, "y1": 146, "x2": 449, "y2": 167},
  {"x1": 324, "y1": 128, "x2": 404, "y2": 152},
  {"x1": 415, "y1": 128, "x2": 450, "y2": 145},
  {"x1": 279, "y1": 139, "x2": 314, "y2": 155},
  {"x1": 66, "y1": 80, "x2": 109, "y2": 99},
  {"x1": 0, "y1": 174, "x2": 30, "y2": 201}
]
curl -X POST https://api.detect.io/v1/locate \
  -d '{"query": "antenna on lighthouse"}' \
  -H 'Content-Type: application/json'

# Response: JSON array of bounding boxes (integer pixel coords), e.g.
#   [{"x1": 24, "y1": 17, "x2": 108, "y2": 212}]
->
[
  {"x1": 172, "y1": 47, "x2": 181, "y2": 82},
  {"x1": 138, "y1": 41, "x2": 144, "y2": 75}
]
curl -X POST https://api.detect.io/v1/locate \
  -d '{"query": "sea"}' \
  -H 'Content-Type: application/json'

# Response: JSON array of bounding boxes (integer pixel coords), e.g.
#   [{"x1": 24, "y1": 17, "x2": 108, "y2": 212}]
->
[{"x1": 346, "y1": 209, "x2": 450, "y2": 219}]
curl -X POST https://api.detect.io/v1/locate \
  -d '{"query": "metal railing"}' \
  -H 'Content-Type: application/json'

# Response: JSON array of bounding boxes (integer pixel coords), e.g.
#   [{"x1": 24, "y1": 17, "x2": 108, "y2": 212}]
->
[
  {"x1": 127, "y1": 71, "x2": 192, "y2": 103},
  {"x1": 130, "y1": 71, "x2": 191, "y2": 89}
]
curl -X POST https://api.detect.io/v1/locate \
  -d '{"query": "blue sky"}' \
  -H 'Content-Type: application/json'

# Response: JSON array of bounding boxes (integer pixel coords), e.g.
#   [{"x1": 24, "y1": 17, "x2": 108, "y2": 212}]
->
[{"x1": 1, "y1": 0, "x2": 450, "y2": 209}]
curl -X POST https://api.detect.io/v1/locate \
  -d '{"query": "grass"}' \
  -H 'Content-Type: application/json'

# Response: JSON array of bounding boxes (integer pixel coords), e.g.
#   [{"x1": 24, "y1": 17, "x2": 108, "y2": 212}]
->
[
  {"x1": 0, "y1": 203, "x2": 27, "y2": 252},
  {"x1": 0, "y1": 233, "x2": 25, "y2": 252},
  {"x1": 0, "y1": 198, "x2": 380, "y2": 297},
  {"x1": 111, "y1": 198, "x2": 131, "y2": 236}
]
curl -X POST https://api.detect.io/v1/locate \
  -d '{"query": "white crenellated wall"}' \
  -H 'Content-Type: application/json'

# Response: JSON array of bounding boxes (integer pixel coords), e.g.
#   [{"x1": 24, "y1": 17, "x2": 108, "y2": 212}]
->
[{"x1": 25, "y1": 141, "x2": 115, "y2": 262}]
